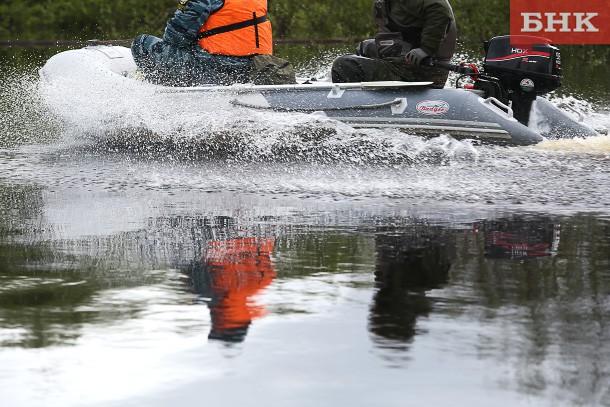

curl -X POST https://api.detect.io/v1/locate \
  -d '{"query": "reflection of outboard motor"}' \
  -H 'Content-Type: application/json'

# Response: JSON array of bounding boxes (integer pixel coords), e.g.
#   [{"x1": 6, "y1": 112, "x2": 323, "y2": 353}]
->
[
  {"x1": 475, "y1": 35, "x2": 562, "y2": 125},
  {"x1": 476, "y1": 218, "x2": 561, "y2": 260}
]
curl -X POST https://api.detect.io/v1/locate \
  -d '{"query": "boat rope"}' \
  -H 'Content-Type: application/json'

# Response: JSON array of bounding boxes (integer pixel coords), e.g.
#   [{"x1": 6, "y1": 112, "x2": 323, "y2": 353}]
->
[{"x1": 229, "y1": 98, "x2": 405, "y2": 112}]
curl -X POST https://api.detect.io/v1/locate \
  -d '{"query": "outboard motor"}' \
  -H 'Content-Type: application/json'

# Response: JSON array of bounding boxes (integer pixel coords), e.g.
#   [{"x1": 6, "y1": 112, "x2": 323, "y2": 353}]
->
[{"x1": 475, "y1": 35, "x2": 562, "y2": 125}]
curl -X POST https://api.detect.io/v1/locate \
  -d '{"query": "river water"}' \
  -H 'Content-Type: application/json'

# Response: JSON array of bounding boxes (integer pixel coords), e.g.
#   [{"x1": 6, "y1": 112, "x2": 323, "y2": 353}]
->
[{"x1": 1, "y1": 45, "x2": 610, "y2": 407}]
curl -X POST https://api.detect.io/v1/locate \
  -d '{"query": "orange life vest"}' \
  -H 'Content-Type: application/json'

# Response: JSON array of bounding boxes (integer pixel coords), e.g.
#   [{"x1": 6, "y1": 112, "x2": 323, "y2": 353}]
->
[{"x1": 197, "y1": 0, "x2": 273, "y2": 56}]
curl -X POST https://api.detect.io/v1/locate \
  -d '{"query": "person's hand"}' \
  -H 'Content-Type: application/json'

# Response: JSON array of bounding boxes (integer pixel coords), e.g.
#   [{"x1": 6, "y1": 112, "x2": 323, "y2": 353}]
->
[
  {"x1": 405, "y1": 48, "x2": 428, "y2": 66},
  {"x1": 178, "y1": 0, "x2": 189, "y2": 10}
]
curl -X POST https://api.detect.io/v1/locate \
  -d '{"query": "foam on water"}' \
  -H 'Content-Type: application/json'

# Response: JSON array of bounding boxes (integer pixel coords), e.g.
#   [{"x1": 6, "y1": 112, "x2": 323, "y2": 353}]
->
[
  {"x1": 533, "y1": 96, "x2": 610, "y2": 153},
  {"x1": 534, "y1": 133, "x2": 610, "y2": 153}
]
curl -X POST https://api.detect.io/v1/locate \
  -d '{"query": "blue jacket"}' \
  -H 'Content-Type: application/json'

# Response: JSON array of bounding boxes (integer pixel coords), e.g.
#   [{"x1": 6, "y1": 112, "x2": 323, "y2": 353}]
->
[
  {"x1": 132, "y1": 0, "x2": 252, "y2": 86},
  {"x1": 164, "y1": 0, "x2": 224, "y2": 48}
]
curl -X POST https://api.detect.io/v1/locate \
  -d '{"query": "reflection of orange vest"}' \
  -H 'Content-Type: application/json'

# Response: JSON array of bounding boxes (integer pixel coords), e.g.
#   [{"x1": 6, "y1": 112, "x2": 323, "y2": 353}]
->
[
  {"x1": 197, "y1": 0, "x2": 273, "y2": 56},
  {"x1": 205, "y1": 237, "x2": 276, "y2": 332}
]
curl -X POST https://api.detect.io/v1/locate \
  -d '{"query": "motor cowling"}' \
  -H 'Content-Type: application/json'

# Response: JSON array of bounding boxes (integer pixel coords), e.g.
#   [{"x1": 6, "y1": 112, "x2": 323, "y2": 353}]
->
[
  {"x1": 483, "y1": 35, "x2": 562, "y2": 95},
  {"x1": 473, "y1": 35, "x2": 562, "y2": 126}
]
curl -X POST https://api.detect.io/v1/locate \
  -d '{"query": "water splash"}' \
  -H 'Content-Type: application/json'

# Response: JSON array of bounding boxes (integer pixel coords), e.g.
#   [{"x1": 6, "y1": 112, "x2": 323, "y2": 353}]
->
[
  {"x1": 36, "y1": 55, "x2": 484, "y2": 165},
  {"x1": 294, "y1": 48, "x2": 338, "y2": 81},
  {"x1": 0, "y1": 62, "x2": 62, "y2": 147}
]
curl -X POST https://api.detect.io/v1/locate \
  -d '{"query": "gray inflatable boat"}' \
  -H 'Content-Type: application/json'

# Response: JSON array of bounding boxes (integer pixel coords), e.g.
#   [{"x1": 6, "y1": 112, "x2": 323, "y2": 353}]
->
[{"x1": 39, "y1": 35, "x2": 603, "y2": 146}]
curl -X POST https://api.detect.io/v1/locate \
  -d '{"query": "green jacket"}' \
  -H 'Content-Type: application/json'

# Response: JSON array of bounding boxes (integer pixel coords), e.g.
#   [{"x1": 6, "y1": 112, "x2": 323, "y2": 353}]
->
[{"x1": 386, "y1": 0, "x2": 456, "y2": 59}]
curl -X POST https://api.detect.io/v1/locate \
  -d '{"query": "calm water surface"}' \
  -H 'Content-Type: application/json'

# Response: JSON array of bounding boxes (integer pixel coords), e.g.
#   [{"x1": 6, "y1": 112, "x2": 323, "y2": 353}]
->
[{"x1": 0, "y1": 46, "x2": 609, "y2": 407}]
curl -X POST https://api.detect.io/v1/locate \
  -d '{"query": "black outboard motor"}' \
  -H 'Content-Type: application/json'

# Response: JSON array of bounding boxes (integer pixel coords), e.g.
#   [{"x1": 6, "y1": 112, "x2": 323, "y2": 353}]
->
[{"x1": 475, "y1": 35, "x2": 562, "y2": 125}]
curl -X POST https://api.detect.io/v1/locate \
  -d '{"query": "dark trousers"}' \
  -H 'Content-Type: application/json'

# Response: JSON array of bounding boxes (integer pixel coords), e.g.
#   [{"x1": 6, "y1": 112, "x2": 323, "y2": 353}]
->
[{"x1": 331, "y1": 55, "x2": 449, "y2": 88}]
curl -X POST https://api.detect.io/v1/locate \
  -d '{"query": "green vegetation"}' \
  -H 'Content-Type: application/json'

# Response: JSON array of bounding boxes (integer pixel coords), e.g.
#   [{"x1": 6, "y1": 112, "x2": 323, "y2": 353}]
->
[
  {"x1": 0, "y1": 0, "x2": 173, "y2": 41},
  {"x1": 0, "y1": 0, "x2": 510, "y2": 43}
]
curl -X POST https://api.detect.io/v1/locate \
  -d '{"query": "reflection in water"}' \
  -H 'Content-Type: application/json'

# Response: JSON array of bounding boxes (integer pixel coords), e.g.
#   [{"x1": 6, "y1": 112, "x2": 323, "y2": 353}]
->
[
  {"x1": 476, "y1": 217, "x2": 561, "y2": 259},
  {"x1": 184, "y1": 220, "x2": 276, "y2": 343},
  {"x1": 446, "y1": 215, "x2": 610, "y2": 406},
  {"x1": 369, "y1": 224, "x2": 455, "y2": 357},
  {"x1": 1, "y1": 174, "x2": 610, "y2": 405}
]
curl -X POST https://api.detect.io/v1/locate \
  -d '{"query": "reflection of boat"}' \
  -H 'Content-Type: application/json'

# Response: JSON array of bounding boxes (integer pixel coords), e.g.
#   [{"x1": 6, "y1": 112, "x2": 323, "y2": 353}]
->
[
  {"x1": 370, "y1": 226, "x2": 455, "y2": 346},
  {"x1": 187, "y1": 236, "x2": 276, "y2": 343},
  {"x1": 39, "y1": 36, "x2": 603, "y2": 146}
]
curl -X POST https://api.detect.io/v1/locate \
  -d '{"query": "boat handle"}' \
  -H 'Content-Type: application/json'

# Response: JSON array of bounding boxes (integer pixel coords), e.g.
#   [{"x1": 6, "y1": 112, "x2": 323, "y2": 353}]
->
[
  {"x1": 557, "y1": 102, "x2": 585, "y2": 122},
  {"x1": 483, "y1": 97, "x2": 513, "y2": 118}
]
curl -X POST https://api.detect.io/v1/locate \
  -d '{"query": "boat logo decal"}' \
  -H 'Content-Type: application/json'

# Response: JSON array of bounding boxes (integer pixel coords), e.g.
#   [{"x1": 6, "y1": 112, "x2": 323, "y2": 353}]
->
[
  {"x1": 416, "y1": 100, "x2": 450, "y2": 116},
  {"x1": 520, "y1": 78, "x2": 535, "y2": 92}
]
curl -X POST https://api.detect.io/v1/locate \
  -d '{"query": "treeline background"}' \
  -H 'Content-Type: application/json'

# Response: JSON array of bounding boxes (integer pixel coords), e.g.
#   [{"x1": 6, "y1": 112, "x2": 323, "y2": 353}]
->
[{"x1": 0, "y1": 0, "x2": 509, "y2": 44}]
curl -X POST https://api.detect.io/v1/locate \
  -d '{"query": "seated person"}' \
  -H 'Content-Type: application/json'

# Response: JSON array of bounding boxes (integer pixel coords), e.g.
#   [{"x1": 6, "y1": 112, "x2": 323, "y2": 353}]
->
[
  {"x1": 132, "y1": 0, "x2": 275, "y2": 86},
  {"x1": 332, "y1": 0, "x2": 457, "y2": 88}
]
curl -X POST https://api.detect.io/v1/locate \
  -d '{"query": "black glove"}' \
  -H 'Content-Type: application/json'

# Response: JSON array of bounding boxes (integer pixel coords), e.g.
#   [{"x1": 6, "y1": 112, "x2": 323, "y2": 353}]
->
[{"x1": 405, "y1": 48, "x2": 428, "y2": 66}]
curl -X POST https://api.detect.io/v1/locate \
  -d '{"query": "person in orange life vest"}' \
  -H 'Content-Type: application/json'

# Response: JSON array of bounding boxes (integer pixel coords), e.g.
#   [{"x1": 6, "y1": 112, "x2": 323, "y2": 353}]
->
[{"x1": 131, "y1": 0, "x2": 273, "y2": 86}]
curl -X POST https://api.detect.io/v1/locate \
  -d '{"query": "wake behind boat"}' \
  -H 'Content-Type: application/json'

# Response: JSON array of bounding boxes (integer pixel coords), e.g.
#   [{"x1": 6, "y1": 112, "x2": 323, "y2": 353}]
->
[{"x1": 39, "y1": 35, "x2": 603, "y2": 146}]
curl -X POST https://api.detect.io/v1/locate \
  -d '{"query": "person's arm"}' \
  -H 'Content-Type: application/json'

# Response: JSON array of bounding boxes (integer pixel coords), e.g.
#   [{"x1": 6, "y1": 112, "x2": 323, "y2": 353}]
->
[
  {"x1": 418, "y1": 0, "x2": 452, "y2": 56},
  {"x1": 163, "y1": 0, "x2": 225, "y2": 47}
]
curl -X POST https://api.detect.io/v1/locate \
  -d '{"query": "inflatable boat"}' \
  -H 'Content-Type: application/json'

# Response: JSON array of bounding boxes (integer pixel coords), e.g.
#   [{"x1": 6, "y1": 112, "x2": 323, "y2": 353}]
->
[{"x1": 39, "y1": 35, "x2": 603, "y2": 146}]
